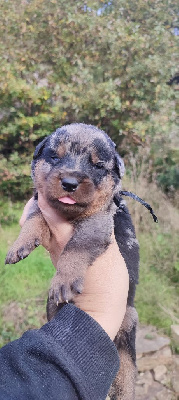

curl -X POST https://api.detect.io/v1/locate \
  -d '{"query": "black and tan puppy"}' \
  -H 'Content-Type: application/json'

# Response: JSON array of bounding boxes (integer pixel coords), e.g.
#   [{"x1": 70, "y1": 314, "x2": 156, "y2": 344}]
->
[{"x1": 5, "y1": 123, "x2": 139, "y2": 400}]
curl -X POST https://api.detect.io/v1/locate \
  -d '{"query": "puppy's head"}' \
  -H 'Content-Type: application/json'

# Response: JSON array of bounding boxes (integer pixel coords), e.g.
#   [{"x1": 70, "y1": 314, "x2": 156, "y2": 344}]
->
[{"x1": 32, "y1": 123, "x2": 124, "y2": 220}]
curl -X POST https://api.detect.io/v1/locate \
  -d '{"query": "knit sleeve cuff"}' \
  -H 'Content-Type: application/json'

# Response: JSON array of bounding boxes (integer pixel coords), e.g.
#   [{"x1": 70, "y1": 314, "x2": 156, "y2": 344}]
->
[{"x1": 40, "y1": 303, "x2": 120, "y2": 400}]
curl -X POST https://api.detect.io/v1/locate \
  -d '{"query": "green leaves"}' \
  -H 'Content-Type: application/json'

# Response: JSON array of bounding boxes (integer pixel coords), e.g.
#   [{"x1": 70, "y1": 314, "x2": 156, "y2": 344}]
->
[{"x1": 0, "y1": 0, "x2": 178, "y2": 198}]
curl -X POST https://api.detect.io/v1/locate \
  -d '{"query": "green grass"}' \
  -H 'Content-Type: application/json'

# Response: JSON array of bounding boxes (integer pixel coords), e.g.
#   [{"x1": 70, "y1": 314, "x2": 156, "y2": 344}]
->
[{"x1": 0, "y1": 219, "x2": 55, "y2": 347}]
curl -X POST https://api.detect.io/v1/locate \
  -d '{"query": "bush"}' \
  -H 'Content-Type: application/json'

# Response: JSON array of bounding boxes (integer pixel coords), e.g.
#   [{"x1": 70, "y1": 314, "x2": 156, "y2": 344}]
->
[{"x1": 0, "y1": 0, "x2": 178, "y2": 200}]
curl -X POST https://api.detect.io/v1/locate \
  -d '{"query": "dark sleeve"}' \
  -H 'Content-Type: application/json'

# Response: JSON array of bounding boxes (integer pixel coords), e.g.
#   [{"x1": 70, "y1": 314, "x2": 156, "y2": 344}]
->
[{"x1": 0, "y1": 304, "x2": 119, "y2": 400}]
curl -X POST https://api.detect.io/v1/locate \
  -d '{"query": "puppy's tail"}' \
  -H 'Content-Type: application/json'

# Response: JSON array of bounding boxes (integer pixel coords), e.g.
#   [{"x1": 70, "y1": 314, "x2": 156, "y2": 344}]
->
[{"x1": 115, "y1": 191, "x2": 158, "y2": 223}]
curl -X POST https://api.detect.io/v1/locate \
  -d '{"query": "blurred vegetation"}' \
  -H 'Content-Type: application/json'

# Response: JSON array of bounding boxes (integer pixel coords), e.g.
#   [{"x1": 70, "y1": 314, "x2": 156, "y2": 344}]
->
[
  {"x1": 0, "y1": 0, "x2": 178, "y2": 200},
  {"x1": 122, "y1": 175, "x2": 179, "y2": 334}
]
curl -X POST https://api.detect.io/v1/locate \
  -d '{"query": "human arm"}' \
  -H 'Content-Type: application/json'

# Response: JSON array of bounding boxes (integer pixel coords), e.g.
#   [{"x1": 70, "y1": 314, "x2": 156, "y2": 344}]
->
[{"x1": 0, "y1": 303, "x2": 120, "y2": 400}]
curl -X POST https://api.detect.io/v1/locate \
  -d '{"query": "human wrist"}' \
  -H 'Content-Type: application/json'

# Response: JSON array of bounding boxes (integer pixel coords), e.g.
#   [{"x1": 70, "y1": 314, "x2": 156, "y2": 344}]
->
[{"x1": 40, "y1": 303, "x2": 120, "y2": 399}]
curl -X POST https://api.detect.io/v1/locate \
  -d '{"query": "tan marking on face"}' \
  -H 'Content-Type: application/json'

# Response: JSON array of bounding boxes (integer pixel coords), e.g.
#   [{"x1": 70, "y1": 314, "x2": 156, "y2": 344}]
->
[
  {"x1": 56, "y1": 143, "x2": 66, "y2": 159},
  {"x1": 80, "y1": 175, "x2": 115, "y2": 218},
  {"x1": 90, "y1": 149, "x2": 114, "y2": 171},
  {"x1": 90, "y1": 149, "x2": 100, "y2": 165},
  {"x1": 33, "y1": 159, "x2": 51, "y2": 194}
]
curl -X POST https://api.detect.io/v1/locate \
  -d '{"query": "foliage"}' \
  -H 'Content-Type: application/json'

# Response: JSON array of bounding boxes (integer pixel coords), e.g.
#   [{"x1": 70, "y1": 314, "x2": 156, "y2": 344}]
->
[
  {"x1": 157, "y1": 164, "x2": 179, "y2": 193},
  {"x1": 123, "y1": 175, "x2": 179, "y2": 334},
  {"x1": 0, "y1": 0, "x2": 178, "y2": 199},
  {"x1": 0, "y1": 199, "x2": 22, "y2": 225}
]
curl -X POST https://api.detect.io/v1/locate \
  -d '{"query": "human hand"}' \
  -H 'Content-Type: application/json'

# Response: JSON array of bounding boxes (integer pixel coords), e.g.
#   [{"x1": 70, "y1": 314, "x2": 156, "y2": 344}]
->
[
  {"x1": 74, "y1": 235, "x2": 129, "y2": 340},
  {"x1": 20, "y1": 195, "x2": 129, "y2": 340}
]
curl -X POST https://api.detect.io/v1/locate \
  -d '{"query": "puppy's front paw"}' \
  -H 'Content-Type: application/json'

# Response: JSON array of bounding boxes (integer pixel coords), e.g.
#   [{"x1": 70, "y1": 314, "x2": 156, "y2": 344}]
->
[
  {"x1": 5, "y1": 238, "x2": 40, "y2": 265},
  {"x1": 49, "y1": 274, "x2": 84, "y2": 304}
]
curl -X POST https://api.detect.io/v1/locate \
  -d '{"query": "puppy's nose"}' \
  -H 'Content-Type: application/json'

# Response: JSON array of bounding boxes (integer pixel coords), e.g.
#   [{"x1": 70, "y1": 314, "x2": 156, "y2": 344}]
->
[{"x1": 61, "y1": 177, "x2": 79, "y2": 192}]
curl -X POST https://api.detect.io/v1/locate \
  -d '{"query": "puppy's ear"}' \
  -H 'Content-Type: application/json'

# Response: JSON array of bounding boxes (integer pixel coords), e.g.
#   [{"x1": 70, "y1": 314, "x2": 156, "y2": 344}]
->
[
  {"x1": 33, "y1": 136, "x2": 49, "y2": 160},
  {"x1": 115, "y1": 153, "x2": 125, "y2": 178}
]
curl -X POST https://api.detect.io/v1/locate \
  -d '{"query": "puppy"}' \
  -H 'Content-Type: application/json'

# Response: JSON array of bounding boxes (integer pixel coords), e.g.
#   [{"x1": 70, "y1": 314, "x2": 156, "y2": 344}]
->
[{"x1": 5, "y1": 123, "x2": 139, "y2": 400}]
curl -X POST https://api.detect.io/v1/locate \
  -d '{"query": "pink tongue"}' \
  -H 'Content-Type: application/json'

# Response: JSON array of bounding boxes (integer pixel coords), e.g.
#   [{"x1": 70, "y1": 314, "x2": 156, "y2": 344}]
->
[{"x1": 58, "y1": 196, "x2": 76, "y2": 204}]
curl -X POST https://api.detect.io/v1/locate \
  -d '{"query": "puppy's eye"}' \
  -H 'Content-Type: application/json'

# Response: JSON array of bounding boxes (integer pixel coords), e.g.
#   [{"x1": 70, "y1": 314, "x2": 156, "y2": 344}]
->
[
  {"x1": 94, "y1": 161, "x2": 105, "y2": 169},
  {"x1": 51, "y1": 154, "x2": 59, "y2": 162}
]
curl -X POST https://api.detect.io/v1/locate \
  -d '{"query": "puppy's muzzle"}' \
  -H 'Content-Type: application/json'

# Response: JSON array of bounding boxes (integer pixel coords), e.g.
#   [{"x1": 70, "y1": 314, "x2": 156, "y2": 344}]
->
[{"x1": 61, "y1": 177, "x2": 79, "y2": 192}]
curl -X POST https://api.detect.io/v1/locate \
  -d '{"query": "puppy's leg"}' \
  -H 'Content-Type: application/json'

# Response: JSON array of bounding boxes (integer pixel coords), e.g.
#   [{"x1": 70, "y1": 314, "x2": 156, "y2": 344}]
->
[
  {"x1": 5, "y1": 199, "x2": 51, "y2": 264},
  {"x1": 49, "y1": 211, "x2": 113, "y2": 304},
  {"x1": 109, "y1": 306, "x2": 138, "y2": 400}
]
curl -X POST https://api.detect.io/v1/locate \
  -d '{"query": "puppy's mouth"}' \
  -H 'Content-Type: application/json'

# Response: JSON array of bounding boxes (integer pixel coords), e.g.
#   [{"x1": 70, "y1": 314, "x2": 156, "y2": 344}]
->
[{"x1": 58, "y1": 196, "x2": 76, "y2": 205}]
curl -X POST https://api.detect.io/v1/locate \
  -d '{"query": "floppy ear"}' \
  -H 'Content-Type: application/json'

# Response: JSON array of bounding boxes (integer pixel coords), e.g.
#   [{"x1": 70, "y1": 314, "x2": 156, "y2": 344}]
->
[
  {"x1": 115, "y1": 152, "x2": 125, "y2": 178},
  {"x1": 33, "y1": 136, "x2": 49, "y2": 160}
]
